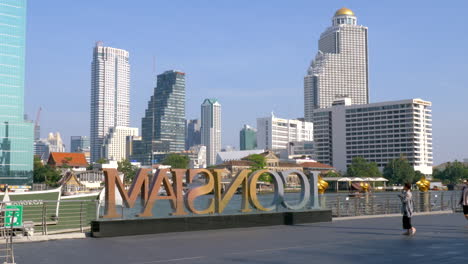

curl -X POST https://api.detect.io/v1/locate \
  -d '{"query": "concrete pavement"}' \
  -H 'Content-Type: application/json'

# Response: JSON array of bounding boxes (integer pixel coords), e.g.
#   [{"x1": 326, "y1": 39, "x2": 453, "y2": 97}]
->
[{"x1": 13, "y1": 213, "x2": 468, "y2": 264}]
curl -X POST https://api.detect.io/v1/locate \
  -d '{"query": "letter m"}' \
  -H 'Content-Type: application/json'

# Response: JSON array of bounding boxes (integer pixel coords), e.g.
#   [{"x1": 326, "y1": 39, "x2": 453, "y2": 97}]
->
[{"x1": 102, "y1": 168, "x2": 152, "y2": 218}]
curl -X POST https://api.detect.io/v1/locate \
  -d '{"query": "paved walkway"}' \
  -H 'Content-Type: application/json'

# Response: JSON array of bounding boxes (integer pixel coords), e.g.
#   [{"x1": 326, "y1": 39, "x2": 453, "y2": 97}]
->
[{"x1": 13, "y1": 213, "x2": 468, "y2": 264}]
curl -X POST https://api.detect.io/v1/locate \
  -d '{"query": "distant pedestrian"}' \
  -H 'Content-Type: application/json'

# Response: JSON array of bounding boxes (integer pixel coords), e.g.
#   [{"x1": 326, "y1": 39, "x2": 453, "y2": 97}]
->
[
  {"x1": 398, "y1": 183, "x2": 416, "y2": 235},
  {"x1": 459, "y1": 180, "x2": 468, "y2": 221}
]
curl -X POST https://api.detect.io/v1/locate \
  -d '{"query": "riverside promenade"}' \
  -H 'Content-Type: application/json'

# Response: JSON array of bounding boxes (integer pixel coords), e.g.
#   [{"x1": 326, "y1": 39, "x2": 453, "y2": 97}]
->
[{"x1": 14, "y1": 213, "x2": 468, "y2": 264}]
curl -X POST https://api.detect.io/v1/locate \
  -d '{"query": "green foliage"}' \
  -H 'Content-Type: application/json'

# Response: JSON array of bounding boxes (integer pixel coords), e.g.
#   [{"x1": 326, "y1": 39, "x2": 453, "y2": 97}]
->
[
  {"x1": 33, "y1": 156, "x2": 62, "y2": 187},
  {"x1": 61, "y1": 157, "x2": 73, "y2": 169},
  {"x1": 244, "y1": 154, "x2": 266, "y2": 171},
  {"x1": 162, "y1": 154, "x2": 189, "y2": 169},
  {"x1": 96, "y1": 158, "x2": 108, "y2": 164},
  {"x1": 117, "y1": 159, "x2": 139, "y2": 184},
  {"x1": 324, "y1": 171, "x2": 341, "y2": 177},
  {"x1": 347, "y1": 157, "x2": 382, "y2": 178},
  {"x1": 433, "y1": 161, "x2": 468, "y2": 184},
  {"x1": 244, "y1": 154, "x2": 271, "y2": 182},
  {"x1": 383, "y1": 157, "x2": 416, "y2": 185}
]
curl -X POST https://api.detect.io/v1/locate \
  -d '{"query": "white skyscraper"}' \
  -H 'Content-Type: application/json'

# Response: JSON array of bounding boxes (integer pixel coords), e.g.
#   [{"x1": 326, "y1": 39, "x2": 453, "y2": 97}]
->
[
  {"x1": 257, "y1": 114, "x2": 314, "y2": 151},
  {"x1": 304, "y1": 7, "x2": 368, "y2": 121},
  {"x1": 102, "y1": 126, "x2": 138, "y2": 162},
  {"x1": 201, "y1": 99, "x2": 221, "y2": 166},
  {"x1": 90, "y1": 42, "x2": 130, "y2": 162}
]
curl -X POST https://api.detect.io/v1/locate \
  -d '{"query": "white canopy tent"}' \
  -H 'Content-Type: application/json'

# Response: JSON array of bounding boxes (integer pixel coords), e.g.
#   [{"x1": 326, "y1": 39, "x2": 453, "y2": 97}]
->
[{"x1": 322, "y1": 177, "x2": 389, "y2": 192}]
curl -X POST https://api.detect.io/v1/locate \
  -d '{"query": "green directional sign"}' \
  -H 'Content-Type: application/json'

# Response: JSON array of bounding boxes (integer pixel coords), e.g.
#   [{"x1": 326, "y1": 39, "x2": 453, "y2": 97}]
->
[{"x1": 4, "y1": 205, "x2": 23, "y2": 227}]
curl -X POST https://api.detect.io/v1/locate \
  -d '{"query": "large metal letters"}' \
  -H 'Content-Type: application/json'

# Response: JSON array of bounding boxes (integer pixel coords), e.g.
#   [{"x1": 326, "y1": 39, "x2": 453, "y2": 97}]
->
[{"x1": 102, "y1": 168, "x2": 317, "y2": 218}]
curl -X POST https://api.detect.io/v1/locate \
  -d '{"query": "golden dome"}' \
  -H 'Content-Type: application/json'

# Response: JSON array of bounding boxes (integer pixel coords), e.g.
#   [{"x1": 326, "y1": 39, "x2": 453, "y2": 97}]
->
[{"x1": 335, "y1": 7, "x2": 355, "y2": 16}]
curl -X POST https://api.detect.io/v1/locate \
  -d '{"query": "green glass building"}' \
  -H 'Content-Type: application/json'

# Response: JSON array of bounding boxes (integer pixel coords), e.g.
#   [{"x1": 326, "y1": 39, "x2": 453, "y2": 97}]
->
[
  {"x1": 141, "y1": 70, "x2": 186, "y2": 164},
  {"x1": 240, "y1": 124, "x2": 257, "y2": 150},
  {"x1": 0, "y1": 0, "x2": 34, "y2": 185}
]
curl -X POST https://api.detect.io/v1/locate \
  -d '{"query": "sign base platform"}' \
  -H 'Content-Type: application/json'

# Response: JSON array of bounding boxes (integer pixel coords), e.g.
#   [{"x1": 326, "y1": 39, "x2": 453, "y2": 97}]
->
[{"x1": 91, "y1": 209, "x2": 332, "y2": 237}]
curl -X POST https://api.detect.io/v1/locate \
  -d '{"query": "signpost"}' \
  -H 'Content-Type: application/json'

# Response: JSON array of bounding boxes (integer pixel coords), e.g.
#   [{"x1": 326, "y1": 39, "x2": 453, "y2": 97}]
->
[{"x1": 4, "y1": 205, "x2": 23, "y2": 227}]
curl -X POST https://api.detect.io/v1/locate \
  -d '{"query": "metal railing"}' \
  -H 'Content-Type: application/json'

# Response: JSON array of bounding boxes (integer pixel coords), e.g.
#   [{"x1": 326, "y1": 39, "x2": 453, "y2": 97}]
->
[
  {"x1": 0, "y1": 200, "x2": 98, "y2": 237},
  {"x1": 321, "y1": 191, "x2": 462, "y2": 217}
]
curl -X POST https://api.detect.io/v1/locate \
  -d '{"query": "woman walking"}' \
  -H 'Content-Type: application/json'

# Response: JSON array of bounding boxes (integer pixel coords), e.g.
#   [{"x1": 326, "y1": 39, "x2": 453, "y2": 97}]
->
[
  {"x1": 398, "y1": 183, "x2": 416, "y2": 235},
  {"x1": 460, "y1": 180, "x2": 468, "y2": 221}
]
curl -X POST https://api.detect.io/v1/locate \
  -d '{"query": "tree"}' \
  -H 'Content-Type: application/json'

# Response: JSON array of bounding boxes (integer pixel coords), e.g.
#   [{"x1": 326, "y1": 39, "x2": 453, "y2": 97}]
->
[
  {"x1": 347, "y1": 157, "x2": 382, "y2": 178},
  {"x1": 323, "y1": 170, "x2": 341, "y2": 178},
  {"x1": 33, "y1": 156, "x2": 62, "y2": 187},
  {"x1": 117, "y1": 159, "x2": 139, "y2": 184},
  {"x1": 96, "y1": 158, "x2": 108, "y2": 164},
  {"x1": 162, "y1": 154, "x2": 189, "y2": 169},
  {"x1": 383, "y1": 157, "x2": 415, "y2": 185},
  {"x1": 244, "y1": 154, "x2": 270, "y2": 182},
  {"x1": 244, "y1": 154, "x2": 266, "y2": 171},
  {"x1": 434, "y1": 161, "x2": 468, "y2": 184}
]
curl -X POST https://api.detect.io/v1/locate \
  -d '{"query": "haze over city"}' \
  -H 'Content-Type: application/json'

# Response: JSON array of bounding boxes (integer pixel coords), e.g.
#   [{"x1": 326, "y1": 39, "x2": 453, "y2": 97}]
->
[{"x1": 24, "y1": 0, "x2": 468, "y2": 164}]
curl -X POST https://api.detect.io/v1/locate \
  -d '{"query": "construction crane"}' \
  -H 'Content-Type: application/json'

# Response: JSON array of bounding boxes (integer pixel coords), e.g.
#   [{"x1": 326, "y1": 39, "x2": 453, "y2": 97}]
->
[{"x1": 34, "y1": 107, "x2": 42, "y2": 140}]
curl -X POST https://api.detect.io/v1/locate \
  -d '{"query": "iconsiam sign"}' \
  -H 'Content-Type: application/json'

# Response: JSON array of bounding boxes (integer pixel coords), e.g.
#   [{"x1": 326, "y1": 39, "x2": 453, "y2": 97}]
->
[{"x1": 102, "y1": 168, "x2": 320, "y2": 218}]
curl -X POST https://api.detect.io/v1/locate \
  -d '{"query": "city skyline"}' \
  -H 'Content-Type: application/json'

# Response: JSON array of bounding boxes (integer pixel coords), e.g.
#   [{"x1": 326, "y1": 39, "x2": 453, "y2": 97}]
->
[{"x1": 24, "y1": 1, "x2": 468, "y2": 165}]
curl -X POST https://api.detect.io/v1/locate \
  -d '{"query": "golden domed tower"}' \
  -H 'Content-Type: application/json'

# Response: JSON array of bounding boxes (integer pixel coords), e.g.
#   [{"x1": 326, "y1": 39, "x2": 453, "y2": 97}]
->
[
  {"x1": 333, "y1": 7, "x2": 357, "y2": 26},
  {"x1": 304, "y1": 7, "x2": 368, "y2": 122}
]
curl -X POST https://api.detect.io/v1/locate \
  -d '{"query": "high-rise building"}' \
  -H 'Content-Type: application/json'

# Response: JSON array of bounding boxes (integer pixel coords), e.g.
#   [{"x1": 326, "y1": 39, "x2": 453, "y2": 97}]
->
[
  {"x1": 34, "y1": 139, "x2": 50, "y2": 161},
  {"x1": 70, "y1": 136, "x2": 90, "y2": 153},
  {"x1": 102, "y1": 126, "x2": 138, "y2": 162},
  {"x1": 90, "y1": 42, "x2": 130, "y2": 162},
  {"x1": 239, "y1": 125, "x2": 257, "y2": 150},
  {"x1": 141, "y1": 70, "x2": 186, "y2": 163},
  {"x1": 47, "y1": 132, "x2": 65, "y2": 153},
  {"x1": 304, "y1": 7, "x2": 368, "y2": 121},
  {"x1": 257, "y1": 114, "x2": 314, "y2": 151},
  {"x1": 313, "y1": 98, "x2": 433, "y2": 174},
  {"x1": 0, "y1": 0, "x2": 34, "y2": 185},
  {"x1": 185, "y1": 119, "x2": 201, "y2": 150},
  {"x1": 201, "y1": 99, "x2": 221, "y2": 166}
]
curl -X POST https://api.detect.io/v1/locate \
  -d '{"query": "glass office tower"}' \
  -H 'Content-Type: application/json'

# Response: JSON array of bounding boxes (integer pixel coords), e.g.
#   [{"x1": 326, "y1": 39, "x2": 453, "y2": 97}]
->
[
  {"x1": 0, "y1": 0, "x2": 34, "y2": 185},
  {"x1": 141, "y1": 70, "x2": 186, "y2": 163}
]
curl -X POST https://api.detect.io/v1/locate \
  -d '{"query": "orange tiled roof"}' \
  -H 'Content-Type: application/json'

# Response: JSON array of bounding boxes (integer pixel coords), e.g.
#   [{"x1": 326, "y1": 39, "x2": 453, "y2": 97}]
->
[
  {"x1": 48, "y1": 152, "x2": 88, "y2": 167},
  {"x1": 300, "y1": 162, "x2": 334, "y2": 169}
]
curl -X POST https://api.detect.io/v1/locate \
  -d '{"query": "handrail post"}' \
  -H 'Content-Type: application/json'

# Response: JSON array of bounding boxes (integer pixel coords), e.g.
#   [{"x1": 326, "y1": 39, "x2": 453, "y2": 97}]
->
[
  {"x1": 44, "y1": 203, "x2": 48, "y2": 235},
  {"x1": 354, "y1": 198, "x2": 358, "y2": 216},
  {"x1": 80, "y1": 201, "x2": 84, "y2": 233},
  {"x1": 336, "y1": 196, "x2": 341, "y2": 217},
  {"x1": 385, "y1": 199, "x2": 389, "y2": 214},
  {"x1": 440, "y1": 192, "x2": 444, "y2": 211},
  {"x1": 42, "y1": 202, "x2": 46, "y2": 235}
]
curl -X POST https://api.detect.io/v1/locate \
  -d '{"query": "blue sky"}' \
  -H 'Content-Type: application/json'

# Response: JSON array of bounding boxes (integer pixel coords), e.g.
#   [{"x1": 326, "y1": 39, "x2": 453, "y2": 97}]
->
[{"x1": 25, "y1": 0, "x2": 468, "y2": 164}]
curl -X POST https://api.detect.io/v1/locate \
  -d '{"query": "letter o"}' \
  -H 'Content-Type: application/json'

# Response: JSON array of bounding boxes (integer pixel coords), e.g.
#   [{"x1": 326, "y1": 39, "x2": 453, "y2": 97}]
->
[
  {"x1": 280, "y1": 170, "x2": 310, "y2": 210},
  {"x1": 248, "y1": 170, "x2": 284, "y2": 211}
]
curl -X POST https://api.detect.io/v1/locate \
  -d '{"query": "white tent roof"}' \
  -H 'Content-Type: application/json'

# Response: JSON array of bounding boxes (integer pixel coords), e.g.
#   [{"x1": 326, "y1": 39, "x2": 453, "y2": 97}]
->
[{"x1": 351, "y1": 177, "x2": 364, "y2": 182}]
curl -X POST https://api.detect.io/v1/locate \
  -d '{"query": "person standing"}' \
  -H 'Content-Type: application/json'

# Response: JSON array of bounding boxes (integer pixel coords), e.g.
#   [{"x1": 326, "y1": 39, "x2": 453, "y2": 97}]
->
[
  {"x1": 459, "y1": 180, "x2": 468, "y2": 221},
  {"x1": 398, "y1": 183, "x2": 416, "y2": 235}
]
